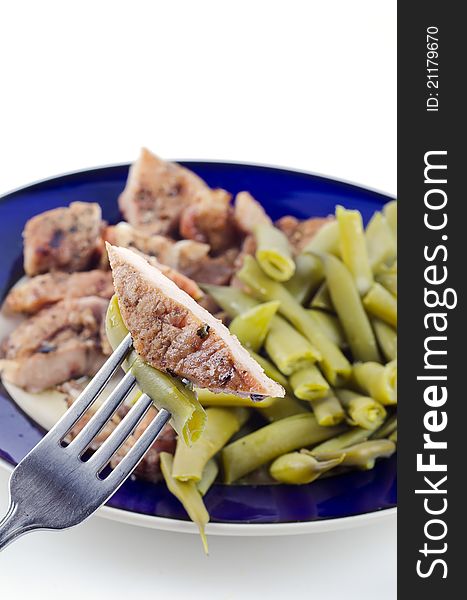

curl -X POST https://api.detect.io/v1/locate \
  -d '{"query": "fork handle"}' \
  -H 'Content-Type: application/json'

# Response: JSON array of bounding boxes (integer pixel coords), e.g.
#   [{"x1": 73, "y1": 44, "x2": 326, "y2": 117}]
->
[{"x1": 0, "y1": 500, "x2": 37, "y2": 551}]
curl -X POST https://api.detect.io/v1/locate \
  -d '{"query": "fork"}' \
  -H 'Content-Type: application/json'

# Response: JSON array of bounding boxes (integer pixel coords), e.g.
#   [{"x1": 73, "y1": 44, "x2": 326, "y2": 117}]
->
[{"x1": 0, "y1": 333, "x2": 171, "y2": 550}]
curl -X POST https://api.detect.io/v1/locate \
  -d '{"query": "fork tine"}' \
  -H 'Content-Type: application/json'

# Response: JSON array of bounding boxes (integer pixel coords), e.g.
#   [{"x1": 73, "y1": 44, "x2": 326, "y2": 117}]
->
[
  {"x1": 88, "y1": 392, "x2": 154, "y2": 472},
  {"x1": 67, "y1": 371, "x2": 137, "y2": 455},
  {"x1": 50, "y1": 333, "x2": 133, "y2": 440},
  {"x1": 105, "y1": 408, "x2": 171, "y2": 488}
]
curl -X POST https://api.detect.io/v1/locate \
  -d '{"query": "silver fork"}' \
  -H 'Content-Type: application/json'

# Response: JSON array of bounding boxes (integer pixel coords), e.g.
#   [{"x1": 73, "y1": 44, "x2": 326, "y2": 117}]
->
[{"x1": 0, "y1": 334, "x2": 171, "y2": 550}]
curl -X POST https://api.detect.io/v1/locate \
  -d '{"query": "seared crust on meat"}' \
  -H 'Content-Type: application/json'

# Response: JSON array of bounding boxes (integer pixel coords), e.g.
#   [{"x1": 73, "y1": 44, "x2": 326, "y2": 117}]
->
[
  {"x1": 276, "y1": 215, "x2": 334, "y2": 254},
  {"x1": 107, "y1": 244, "x2": 284, "y2": 398},
  {"x1": 0, "y1": 297, "x2": 108, "y2": 392},
  {"x1": 3, "y1": 270, "x2": 114, "y2": 314},
  {"x1": 23, "y1": 201, "x2": 104, "y2": 275},
  {"x1": 118, "y1": 148, "x2": 211, "y2": 236}
]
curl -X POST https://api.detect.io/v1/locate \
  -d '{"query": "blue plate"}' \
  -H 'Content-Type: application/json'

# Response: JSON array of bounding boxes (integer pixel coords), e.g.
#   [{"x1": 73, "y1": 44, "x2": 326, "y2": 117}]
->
[{"x1": 0, "y1": 162, "x2": 396, "y2": 526}]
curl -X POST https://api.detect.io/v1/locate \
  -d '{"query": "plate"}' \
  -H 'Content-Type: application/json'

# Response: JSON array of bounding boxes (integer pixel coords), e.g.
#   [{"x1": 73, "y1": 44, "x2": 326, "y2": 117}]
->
[{"x1": 0, "y1": 161, "x2": 396, "y2": 535}]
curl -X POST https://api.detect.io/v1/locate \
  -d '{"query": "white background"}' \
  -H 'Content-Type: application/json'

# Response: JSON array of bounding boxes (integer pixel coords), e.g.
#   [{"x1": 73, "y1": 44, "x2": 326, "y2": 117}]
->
[{"x1": 0, "y1": 1, "x2": 396, "y2": 598}]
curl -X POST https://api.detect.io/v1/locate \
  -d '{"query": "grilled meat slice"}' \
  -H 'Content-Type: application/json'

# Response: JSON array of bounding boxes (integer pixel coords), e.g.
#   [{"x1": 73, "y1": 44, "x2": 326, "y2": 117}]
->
[
  {"x1": 3, "y1": 270, "x2": 114, "y2": 314},
  {"x1": 118, "y1": 148, "x2": 211, "y2": 236},
  {"x1": 23, "y1": 201, "x2": 104, "y2": 275},
  {"x1": 107, "y1": 244, "x2": 284, "y2": 398},
  {"x1": 0, "y1": 297, "x2": 108, "y2": 392}
]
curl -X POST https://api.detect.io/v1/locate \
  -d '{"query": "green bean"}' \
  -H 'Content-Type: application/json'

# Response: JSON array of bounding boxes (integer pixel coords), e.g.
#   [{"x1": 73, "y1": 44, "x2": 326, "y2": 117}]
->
[
  {"x1": 372, "y1": 318, "x2": 397, "y2": 361},
  {"x1": 335, "y1": 389, "x2": 387, "y2": 430},
  {"x1": 353, "y1": 360, "x2": 397, "y2": 405},
  {"x1": 229, "y1": 301, "x2": 280, "y2": 351},
  {"x1": 221, "y1": 413, "x2": 345, "y2": 483},
  {"x1": 311, "y1": 427, "x2": 370, "y2": 453},
  {"x1": 365, "y1": 212, "x2": 397, "y2": 271},
  {"x1": 249, "y1": 351, "x2": 291, "y2": 393},
  {"x1": 320, "y1": 253, "x2": 381, "y2": 363},
  {"x1": 197, "y1": 458, "x2": 219, "y2": 496},
  {"x1": 389, "y1": 430, "x2": 397, "y2": 443},
  {"x1": 256, "y1": 394, "x2": 310, "y2": 422},
  {"x1": 289, "y1": 365, "x2": 329, "y2": 401},
  {"x1": 173, "y1": 407, "x2": 249, "y2": 482},
  {"x1": 254, "y1": 223, "x2": 296, "y2": 282},
  {"x1": 302, "y1": 220, "x2": 340, "y2": 256},
  {"x1": 265, "y1": 317, "x2": 321, "y2": 375},
  {"x1": 336, "y1": 205, "x2": 373, "y2": 295},
  {"x1": 269, "y1": 452, "x2": 344, "y2": 484},
  {"x1": 309, "y1": 282, "x2": 334, "y2": 312},
  {"x1": 383, "y1": 200, "x2": 397, "y2": 237},
  {"x1": 195, "y1": 388, "x2": 276, "y2": 408},
  {"x1": 201, "y1": 284, "x2": 257, "y2": 317},
  {"x1": 363, "y1": 282, "x2": 397, "y2": 327},
  {"x1": 371, "y1": 414, "x2": 397, "y2": 439},
  {"x1": 237, "y1": 256, "x2": 351, "y2": 385},
  {"x1": 375, "y1": 271, "x2": 397, "y2": 297},
  {"x1": 306, "y1": 309, "x2": 347, "y2": 349},
  {"x1": 284, "y1": 253, "x2": 324, "y2": 304},
  {"x1": 106, "y1": 296, "x2": 206, "y2": 445},
  {"x1": 310, "y1": 392, "x2": 345, "y2": 426},
  {"x1": 313, "y1": 440, "x2": 396, "y2": 470},
  {"x1": 160, "y1": 452, "x2": 209, "y2": 553}
]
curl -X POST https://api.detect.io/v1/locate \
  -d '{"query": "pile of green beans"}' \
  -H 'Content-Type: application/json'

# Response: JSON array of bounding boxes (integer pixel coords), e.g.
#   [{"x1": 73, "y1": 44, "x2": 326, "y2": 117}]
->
[{"x1": 158, "y1": 201, "x2": 397, "y2": 540}]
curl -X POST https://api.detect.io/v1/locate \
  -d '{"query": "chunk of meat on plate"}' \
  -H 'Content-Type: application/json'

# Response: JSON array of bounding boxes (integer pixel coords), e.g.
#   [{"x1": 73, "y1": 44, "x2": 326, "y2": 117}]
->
[
  {"x1": 275, "y1": 215, "x2": 334, "y2": 254},
  {"x1": 118, "y1": 148, "x2": 211, "y2": 236},
  {"x1": 23, "y1": 201, "x2": 105, "y2": 276},
  {"x1": 234, "y1": 191, "x2": 272, "y2": 234},
  {"x1": 179, "y1": 188, "x2": 239, "y2": 253},
  {"x1": 3, "y1": 270, "x2": 114, "y2": 314},
  {"x1": 104, "y1": 222, "x2": 174, "y2": 261},
  {"x1": 0, "y1": 297, "x2": 108, "y2": 392},
  {"x1": 107, "y1": 244, "x2": 284, "y2": 398}
]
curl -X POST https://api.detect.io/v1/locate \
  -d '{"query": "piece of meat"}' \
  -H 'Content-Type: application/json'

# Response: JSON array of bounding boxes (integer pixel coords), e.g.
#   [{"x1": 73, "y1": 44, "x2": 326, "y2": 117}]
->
[
  {"x1": 3, "y1": 270, "x2": 114, "y2": 314},
  {"x1": 179, "y1": 188, "x2": 239, "y2": 253},
  {"x1": 234, "y1": 234, "x2": 256, "y2": 271},
  {"x1": 107, "y1": 244, "x2": 284, "y2": 398},
  {"x1": 182, "y1": 248, "x2": 239, "y2": 286},
  {"x1": 61, "y1": 381, "x2": 176, "y2": 482},
  {"x1": 23, "y1": 202, "x2": 104, "y2": 276},
  {"x1": 0, "y1": 297, "x2": 108, "y2": 392},
  {"x1": 234, "y1": 191, "x2": 272, "y2": 234},
  {"x1": 118, "y1": 148, "x2": 212, "y2": 236},
  {"x1": 276, "y1": 215, "x2": 334, "y2": 254},
  {"x1": 104, "y1": 222, "x2": 174, "y2": 261}
]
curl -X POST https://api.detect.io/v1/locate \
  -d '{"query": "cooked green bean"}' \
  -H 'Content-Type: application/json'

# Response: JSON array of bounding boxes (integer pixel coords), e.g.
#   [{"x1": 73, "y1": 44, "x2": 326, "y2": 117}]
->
[
  {"x1": 310, "y1": 392, "x2": 345, "y2": 426},
  {"x1": 309, "y1": 282, "x2": 334, "y2": 312},
  {"x1": 289, "y1": 365, "x2": 329, "y2": 401},
  {"x1": 269, "y1": 452, "x2": 344, "y2": 484},
  {"x1": 311, "y1": 427, "x2": 370, "y2": 453},
  {"x1": 237, "y1": 256, "x2": 351, "y2": 385},
  {"x1": 306, "y1": 309, "x2": 347, "y2": 349},
  {"x1": 160, "y1": 452, "x2": 209, "y2": 553},
  {"x1": 254, "y1": 223, "x2": 296, "y2": 281},
  {"x1": 265, "y1": 317, "x2": 321, "y2": 375},
  {"x1": 336, "y1": 205, "x2": 373, "y2": 295},
  {"x1": 389, "y1": 430, "x2": 397, "y2": 443},
  {"x1": 197, "y1": 458, "x2": 219, "y2": 496},
  {"x1": 229, "y1": 301, "x2": 280, "y2": 351},
  {"x1": 221, "y1": 413, "x2": 345, "y2": 483},
  {"x1": 372, "y1": 318, "x2": 397, "y2": 361},
  {"x1": 302, "y1": 219, "x2": 340, "y2": 256},
  {"x1": 371, "y1": 414, "x2": 397, "y2": 439},
  {"x1": 195, "y1": 388, "x2": 276, "y2": 408},
  {"x1": 201, "y1": 284, "x2": 257, "y2": 317},
  {"x1": 335, "y1": 389, "x2": 387, "y2": 430},
  {"x1": 256, "y1": 394, "x2": 310, "y2": 422},
  {"x1": 173, "y1": 407, "x2": 248, "y2": 482},
  {"x1": 383, "y1": 200, "x2": 397, "y2": 237},
  {"x1": 249, "y1": 351, "x2": 291, "y2": 393},
  {"x1": 375, "y1": 271, "x2": 397, "y2": 297},
  {"x1": 106, "y1": 296, "x2": 206, "y2": 445},
  {"x1": 284, "y1": 253, "x2": 324, "y2": 303},
  {"x1": 353, "y1": 360, "x2": 397, "y2": 405},
  {"x1": 320, "y1": 253, "x2": 381, "y2": 363},
  {"x1": 363, "y1": 282, "x2": 397, "y2": 327},
  {"x1": 365, "y1": 212, "x2": 397, "y2": 271},
  {"x1": 313, "y1": 440, "x2": 396, "y2": 470}
]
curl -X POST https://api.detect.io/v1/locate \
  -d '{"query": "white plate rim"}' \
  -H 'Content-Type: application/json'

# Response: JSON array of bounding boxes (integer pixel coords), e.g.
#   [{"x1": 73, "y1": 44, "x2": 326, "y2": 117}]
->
[{"x1": 0, "y1": 458, "x2": 396, "y2": 536}]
